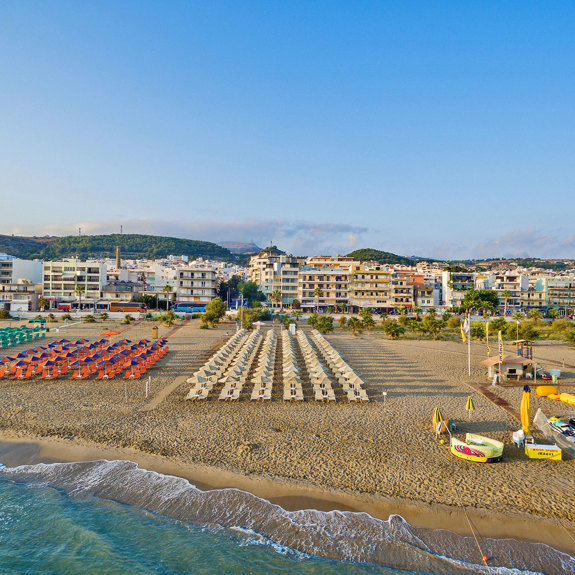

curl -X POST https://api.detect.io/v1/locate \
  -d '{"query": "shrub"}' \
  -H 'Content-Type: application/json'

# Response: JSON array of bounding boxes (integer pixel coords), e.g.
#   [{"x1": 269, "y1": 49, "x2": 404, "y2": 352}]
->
[
  {"x1": 490, "y1": 317, "x2": 507, "y2": 331},
  {"x1": 100, "y1": 312, "x2": 109, "y2": 321},
  {"x1": 447, "y1": 316, "x2": 461, "y2": 329},
  {"x1": 383, "y1": 319, "x2": 404, "y2": 339},
  {"x1": 0, "y1": 309, "x2": 10, "y2": 319},
  {"x1": 122, "y1": 314, "x2": 134, "y2": 325},
  {"x1": 338, "y1": 316, "x2": 347, "y2": 328},
  {"x1": 83, "y1": 315, "x2": 96, "y2": 323},
  {"x1": 316, "y1": 316, "x2": 334, "y2": 334}
]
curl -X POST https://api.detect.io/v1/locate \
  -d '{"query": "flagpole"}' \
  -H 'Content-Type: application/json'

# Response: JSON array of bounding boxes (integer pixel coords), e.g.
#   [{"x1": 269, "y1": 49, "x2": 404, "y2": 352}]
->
[{"x1": 467, "y1": 311, "x2": 471, "y2": 376}]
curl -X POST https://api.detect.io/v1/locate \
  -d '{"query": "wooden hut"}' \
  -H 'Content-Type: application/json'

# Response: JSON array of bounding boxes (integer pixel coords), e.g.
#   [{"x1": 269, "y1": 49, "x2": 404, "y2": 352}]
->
[{"x1": 481, "y1": 355, "x2": 536, "y2": 382}]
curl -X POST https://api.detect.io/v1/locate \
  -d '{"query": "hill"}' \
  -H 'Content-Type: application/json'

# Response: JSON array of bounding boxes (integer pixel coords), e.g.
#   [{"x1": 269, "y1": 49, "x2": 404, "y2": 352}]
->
[
  {"x1": 0, "y1": 234, "x2": 240, "y2": 262},
  {"x1": 346, "y1": 248, "x2": 417, "y2": 266},
  {"x1": 218, "y1": 241, "x2": 261, "y2": 255}
]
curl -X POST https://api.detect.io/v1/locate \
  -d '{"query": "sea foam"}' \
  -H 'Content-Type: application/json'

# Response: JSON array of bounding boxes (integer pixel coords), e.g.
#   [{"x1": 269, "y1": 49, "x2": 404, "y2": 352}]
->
[{"x1": 2, "y1": 459, "x2": 573, "y2": 575}]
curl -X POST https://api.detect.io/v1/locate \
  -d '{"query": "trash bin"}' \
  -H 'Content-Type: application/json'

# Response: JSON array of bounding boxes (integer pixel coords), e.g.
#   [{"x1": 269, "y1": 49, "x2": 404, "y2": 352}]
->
[
  {"x1": 152, "y1": 326, "x2": 158, "y2": 339},
  {"x1": 552, "y1": 374, "x2": 558, "y2": 384}
]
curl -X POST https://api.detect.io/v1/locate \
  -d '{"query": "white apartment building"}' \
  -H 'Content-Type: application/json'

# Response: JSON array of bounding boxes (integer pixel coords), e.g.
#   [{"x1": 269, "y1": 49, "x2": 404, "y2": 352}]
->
[
  {"x1": 0, "y1": 254, "x2": 43, "y2": 312},
  {"x1": 249, "y1": 252, "x2": 301, "y2": 306},
  {"x1": 492, "y1": 271, "x2": 529, "y2": 314},
  {"x1": 42, "y1": 260, "x2": 107, "y2": 307},
  {"x1": 441, "y1": 271, "x2": 476, "y2": 309},
  {"x1": 177, "y1": 266, "x2": 218, "y2": 304}
]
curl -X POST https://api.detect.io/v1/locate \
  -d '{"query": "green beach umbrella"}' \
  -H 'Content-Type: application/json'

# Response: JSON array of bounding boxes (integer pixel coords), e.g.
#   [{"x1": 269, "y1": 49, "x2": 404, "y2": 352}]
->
[{"x1": 465, "y1": 396, "x2": 475, "y2": 421}]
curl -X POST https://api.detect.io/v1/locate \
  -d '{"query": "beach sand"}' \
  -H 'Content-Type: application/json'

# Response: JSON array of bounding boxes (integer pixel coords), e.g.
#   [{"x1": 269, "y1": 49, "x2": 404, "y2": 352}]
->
[{"x1": 1, "y1": 318, "x2": 574, "y2": 555}]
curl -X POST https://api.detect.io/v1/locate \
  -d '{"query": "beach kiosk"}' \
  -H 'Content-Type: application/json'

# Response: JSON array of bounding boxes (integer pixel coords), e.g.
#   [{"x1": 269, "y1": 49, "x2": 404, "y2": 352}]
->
[{"x1": 481, "y1": 355, "x2": 536, "y2": 383}]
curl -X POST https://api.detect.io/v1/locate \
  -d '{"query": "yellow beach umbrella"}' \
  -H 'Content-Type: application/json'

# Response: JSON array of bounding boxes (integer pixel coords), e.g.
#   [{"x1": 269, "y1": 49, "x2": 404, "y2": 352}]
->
[
  {"x1": 432, "y1": 407, "x2": 444, "y2": 435},
  {"x1": 465, "y1": 396, "x2": 475, "y2": 421},
  {"x1": 521, "y1": 385, "x2": 531, "y2": 435}
]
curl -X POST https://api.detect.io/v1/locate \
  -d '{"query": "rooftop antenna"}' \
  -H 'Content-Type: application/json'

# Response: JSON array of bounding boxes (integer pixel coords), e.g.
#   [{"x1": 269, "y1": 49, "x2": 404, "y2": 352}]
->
[
  {"x1": 78, "y1": 227, "x2": 81, "y2": 236},
  {"x1": 120, "y1": 225, "x2": 123, "y2": 234}
]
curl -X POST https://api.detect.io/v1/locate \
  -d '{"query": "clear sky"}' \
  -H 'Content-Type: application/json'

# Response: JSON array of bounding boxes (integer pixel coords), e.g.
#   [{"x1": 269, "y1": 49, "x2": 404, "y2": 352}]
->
[{"x1": 1, "y1": 1, "x2": 574, "y2": 259}]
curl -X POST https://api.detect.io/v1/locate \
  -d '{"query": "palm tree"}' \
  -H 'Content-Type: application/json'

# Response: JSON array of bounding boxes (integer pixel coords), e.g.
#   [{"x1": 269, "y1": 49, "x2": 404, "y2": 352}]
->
[
  {"x1": 313, "y1": 287, "x2": 324, "y2": 314},
  {"x1": 413, "y1": 306, "x2": 423, "y2": 320},
  {"x1": 501, "y1": 290, "x2": 512, "y2": 316},
  {"x1": 75, "y1": 285, "x2": 85, "y2": 310},
  {"x1": 162, "y1": 284, "x2": 173, "y2": 311},
  {"x1": 347, "y1": 316, "x2": 361, "y2": 335},
  {"x1": 38, "y1": 297, "x2": 49, "y2": 312},
  {"x1": 512, "y1": 311, "x2": 523, "y2": 322},
  {"x1": 270, "y1": 289, "x2": 282, "y2": 311},
  {"x1": 337, "y1": 302, "x2": 346, "y2": 315}
]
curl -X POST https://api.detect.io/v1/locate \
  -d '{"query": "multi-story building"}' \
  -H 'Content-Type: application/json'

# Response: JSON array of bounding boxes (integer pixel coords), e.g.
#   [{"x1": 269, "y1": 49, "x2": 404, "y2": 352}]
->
[
  {"x1": 520, "y1": 278, "x2": 547, "y2": 314},
  {"x1": 493, "y1": 272, "x2": 529, "y2": 314},
  {"x1": 298, "y1": 266, "x2": 352, "y2": 311},
  {"x1": 249, "y1": 252, "x2": 301, "y2": 306},
  {"x1": 348, "y1": 264, "x2": 393, "y2": 310},
  {"x1": 177, "y1": 266, "x2": 218, "y2": 304},
  {"x1": 415, "y1": 285, "x2": 435, "y2": 310},
  {"x1": 391, "y1": 274, "x2": 415, "y2": 310},
  {"x1": 42, "y1": 260, "x2": 107, "y2": 308},
  {"x1": 546, "y1": 277, "x2": 575, "y2": 316},
  {"x1": 441, "y1": 271, "x2": 475, "y2": 309},
  {"x1": 0, "y1": 254, "x2": 43, "y2": 312}
]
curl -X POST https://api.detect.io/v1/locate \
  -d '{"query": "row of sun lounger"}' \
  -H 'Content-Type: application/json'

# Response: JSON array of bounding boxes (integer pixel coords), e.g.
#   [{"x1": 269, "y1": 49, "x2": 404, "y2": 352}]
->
[
  {"x1": 282, "y1": 331, "x2": 304, "y2": 401},
  {"x1": 186, "y1": 329, "x2": 249, "y2": 400},
  {"x1": 186, "y1": 328, "x2": 369, "y2": 402},
  {"x1": 297, "y1": 330, "x2": 336, "y2": 402},
  {"x1": 218, "y1": 330, "x2": 262, "y2": 400},
  {"x1": 310, "y1": 330, "x2": 369, "y2": 402},
  {"x1": 250, "y1": 329, "x2": 276, "y2": 401}
]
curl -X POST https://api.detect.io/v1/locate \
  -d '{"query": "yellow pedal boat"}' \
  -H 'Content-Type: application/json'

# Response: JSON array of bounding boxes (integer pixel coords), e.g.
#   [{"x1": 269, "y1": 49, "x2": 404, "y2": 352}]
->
[{"x1": 450, "y1": 433, "x2": 504, "y2": 463}]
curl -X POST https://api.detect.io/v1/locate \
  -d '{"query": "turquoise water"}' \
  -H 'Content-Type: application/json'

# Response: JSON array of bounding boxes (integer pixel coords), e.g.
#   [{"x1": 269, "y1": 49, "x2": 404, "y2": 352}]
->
[
  {"x1": 0, "y1": 475, "x2": 396, "y2": 574},
  {"x1": 0, "y1": 460, "x2": 573, "y2": 574}
]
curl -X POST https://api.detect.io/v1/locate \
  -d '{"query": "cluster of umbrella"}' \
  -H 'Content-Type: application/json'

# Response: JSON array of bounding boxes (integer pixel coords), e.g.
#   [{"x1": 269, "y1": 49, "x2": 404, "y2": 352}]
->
[
  {"x1": 0, "y1": 326, "x2": 45, "y2": 349},
  {"x1": 0, "y1": 337, "x2": 168, "y2": 381},
  {"x1": 433, "y1": 386, "x2": 532, "y2": 438}
]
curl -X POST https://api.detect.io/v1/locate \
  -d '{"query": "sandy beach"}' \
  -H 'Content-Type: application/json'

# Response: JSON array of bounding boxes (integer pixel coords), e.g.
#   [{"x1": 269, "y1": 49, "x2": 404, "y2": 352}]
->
[{"x1": 1, "y1": 317, "x2": 574, "y2": 556}]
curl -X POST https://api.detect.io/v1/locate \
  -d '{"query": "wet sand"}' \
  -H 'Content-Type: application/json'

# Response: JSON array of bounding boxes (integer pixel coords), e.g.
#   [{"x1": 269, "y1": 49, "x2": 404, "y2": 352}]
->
[{"x1": 1, "y1": 318, "x2": 574, "y2": 555}]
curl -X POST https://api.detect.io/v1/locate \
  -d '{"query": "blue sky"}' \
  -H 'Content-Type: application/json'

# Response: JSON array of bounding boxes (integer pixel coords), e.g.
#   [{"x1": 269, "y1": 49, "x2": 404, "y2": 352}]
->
[{"x1": 1, "y1": 1, "x2": 574, "y2": 259}]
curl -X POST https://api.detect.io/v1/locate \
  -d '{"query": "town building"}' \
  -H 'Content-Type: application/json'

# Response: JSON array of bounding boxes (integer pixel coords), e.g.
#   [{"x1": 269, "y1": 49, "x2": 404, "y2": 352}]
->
[
  {"x1": 176, "y1": 265, "x2": 218, "y2": 304},
  {"x1": 0, "y1": 254, "x2": 43, "y2": 312},
  {"x1": 249, "y1": 251, "x2": 302, "y2": 306},
  {"x1": 42, "y1": 260, "x2": 107, "y2": 309}
]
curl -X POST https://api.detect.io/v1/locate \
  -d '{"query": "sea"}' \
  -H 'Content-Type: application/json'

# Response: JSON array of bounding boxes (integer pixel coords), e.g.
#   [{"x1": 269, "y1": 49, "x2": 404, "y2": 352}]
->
[{"x1": 0, "y1": 459, "x2": 573, "y2": 575}]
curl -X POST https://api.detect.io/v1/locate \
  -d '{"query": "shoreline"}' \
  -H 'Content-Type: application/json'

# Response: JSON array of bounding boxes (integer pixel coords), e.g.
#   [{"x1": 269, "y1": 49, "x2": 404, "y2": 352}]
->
[{"x1": 1, "y1": 430, "x2": 574, "y2": 558}]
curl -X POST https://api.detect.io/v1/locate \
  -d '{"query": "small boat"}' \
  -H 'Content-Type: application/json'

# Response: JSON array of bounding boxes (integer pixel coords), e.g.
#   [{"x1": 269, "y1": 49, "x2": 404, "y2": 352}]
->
[
  {"x1": 534, "y1": 409, "x2": 575, "y2": 458},
  {"x1": 450, "y1": 433, "x2": 504, "y2": 463},
  {"x1": 525, "y1": 443, "x2": 562, "y2": 460}
]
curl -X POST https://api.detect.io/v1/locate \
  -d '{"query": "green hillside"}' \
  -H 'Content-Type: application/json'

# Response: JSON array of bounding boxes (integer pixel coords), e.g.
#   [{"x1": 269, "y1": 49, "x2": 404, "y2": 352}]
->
[
  {"x1": 346, "y1": 248, "x2": 416, "y2": 266},
  {"x1": 0, "y1": 234, "x2": 239, "y2": 261}
]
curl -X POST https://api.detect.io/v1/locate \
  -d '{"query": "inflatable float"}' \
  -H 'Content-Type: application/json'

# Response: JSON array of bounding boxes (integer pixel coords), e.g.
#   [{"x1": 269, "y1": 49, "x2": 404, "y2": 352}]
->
[{"x1": 450, "y1": 433, "x2": 504, "y2": 463}]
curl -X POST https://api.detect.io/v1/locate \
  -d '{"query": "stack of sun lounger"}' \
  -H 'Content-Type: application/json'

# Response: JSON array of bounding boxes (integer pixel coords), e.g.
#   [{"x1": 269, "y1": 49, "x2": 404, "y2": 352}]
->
[
  {"x1": 310, "y1": 330, "x2": 369, "y2": 402},
  {"x1": 281, "y1": 331, "x2": 303, "y2": 401},
  {"x1": 296, "y1": 330, "x2": 335, "y2": 402},
  {"x1": 218, "y1": 330, "x2": 262, "y2": 400},
  {"x1": 250, "y1": 329, "x2": 276, "y2": 401},
  {"x1": 186, "y1": 330, "x2": 248, "y2": 400}
]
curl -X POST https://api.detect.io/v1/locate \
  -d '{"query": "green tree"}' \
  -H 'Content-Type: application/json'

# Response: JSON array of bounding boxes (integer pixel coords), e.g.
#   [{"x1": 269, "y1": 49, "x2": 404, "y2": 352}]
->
[
  {"x1": 512, "y1": 311, "x2": 523, "y2": 321},
  {"x1": 347, "y1": 316, "x2": 362, "y2": 335},
  {"x1": 162, "y1": 284, "x2": 174, "y2": 310},
  {"x1": 501, "y1": 290, "x2": 512, "y2": 316},
  {"x1": 338, "y1": 316, "x2": 347, "y2": 328},
  {"x1": 316, "y1": 316, "x2": 334, "y2": 334},
  {"x1": 218, "y1": 275, "x2": 241, "y2": 302},
  {"x1": 83, "y1": 314, "x2": 96, "y2": 323},
  {"x1": 307, "y1": 312, "x2": 319, "y2": 328},
  {"x1": 546, "y1": 308, "x2": 560, "y2": 320},
  {"x1": 337, "y1": 302, "x2": 346, "y2": 315},
  {"x1": 237, "y1": 281, "x2": 266, "y2": 305},
  {"x1": 162, "y1": 310, "x2": 177, "y2": 327},
  {"x1": 420, "y1": 315, "x2": 445, "y2": 338},
  {"x1": 461, "y1": 289, "x2": 499, "y2": 314},
  {"x1": 527, "y1": 309, "x2": 543, "y2": 320},
  {"x1": 201, "y1": 297, "x2": 227, "y2": 328},
  {"x1": 490, "y1": 317, "x2": 507, "y2": 331},
  {"x1": 270, "y1": 289, "x2": 282, "y2": 311},
  {"x1": 291, "y1": 309, "x2": 302, "y2": 321},
  {"x1": 75, "y1": 285, "x2": 85, "y2": 309},
  {"x1": 383, "y1": 319, "x2": 404, "y2": 339},
  {"x1": 413, "y1": 307, "x2": 423, "y2": 320},
  {"x1": 313, "y1": 287, "x2": 324, "y2": 314},
  {"x1": 100, "y1": 312, "x2": 109, "y2": 321},
  {"x1": 38, "y1": 297, "x2": 49, "y2": 311},
  {"x1": 359, "y1": 308, "x2": 375, "y2": 329}
]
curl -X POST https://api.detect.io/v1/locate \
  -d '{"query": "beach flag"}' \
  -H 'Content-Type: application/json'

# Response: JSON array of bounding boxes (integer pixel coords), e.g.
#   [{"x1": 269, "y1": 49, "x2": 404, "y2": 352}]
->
[
  {"x1": 485, "y1": 321, "x2": 491, "y2": 356},
  {"x1": 498, "y1": 330, "x2": 504, "y2": 364},
  {"x1": 461, "y1": 317, "x2": 469, "y2": 343},
  {"x1": 465, "y1": 396, "x2": 475, "y2": 421}
]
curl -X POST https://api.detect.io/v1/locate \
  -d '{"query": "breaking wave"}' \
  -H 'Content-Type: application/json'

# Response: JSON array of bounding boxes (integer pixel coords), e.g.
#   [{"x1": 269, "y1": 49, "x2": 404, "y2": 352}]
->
[{"x1": 1, "y1": 460, "x2": 573, "y2": 575}]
